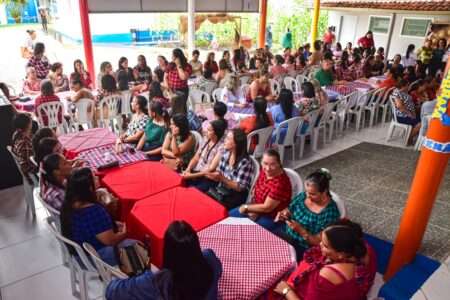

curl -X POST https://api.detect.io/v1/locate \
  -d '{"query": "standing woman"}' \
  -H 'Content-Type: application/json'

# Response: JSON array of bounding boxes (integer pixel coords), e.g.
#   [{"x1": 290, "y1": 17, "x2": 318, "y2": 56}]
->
[
  {"x1": 203, "y1": 52, "x2": 219, "y2": 74},
  {"x1": 205, "y1": 128, "x2": 255, "y2": 210},
  {"x1": 48, "y1": 62, "x2": 69, "y2": 92},
  {"x1": 401, "y1": 44, "x2": 417, "y2": 67},
  {"x1": 21, "y1": 29, "x2": 37, "y2": 58},
  {"x1": 26, "y1": 42, "x2": 51, "y2": 79},
  {"x1": 116, "y1": 57, "x2": 135, "y2": 82},
  {"x1": 133, "y1": 55, "x2": 152, "y2": 84},
  {"x1": 164, "y1": 48, "x2": 192, "y2": 98},
  {"x1": 70, "y1": 59, "x2": 92, "y2": 90},
  {"x1": 429, "y1": 39, "x2": 447, "y2": 77},
  {"x1": 39, "y1": 9, "x2": 48, "y2": 32}
]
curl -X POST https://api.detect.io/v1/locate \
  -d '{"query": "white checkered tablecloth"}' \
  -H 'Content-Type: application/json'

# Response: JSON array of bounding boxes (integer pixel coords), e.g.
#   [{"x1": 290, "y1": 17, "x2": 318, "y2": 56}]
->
[
  {"x1": 198, "y1": 223, "x2": 294, "y2": 300},
  {"x1": 78, "y1": 144, "x2": 147, "y2": 170}
]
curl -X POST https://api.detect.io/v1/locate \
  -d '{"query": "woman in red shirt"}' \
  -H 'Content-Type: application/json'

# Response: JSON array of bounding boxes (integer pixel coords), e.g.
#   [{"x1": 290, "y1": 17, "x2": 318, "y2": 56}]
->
[
  {"x1": 377, "y1": 67, "x2": 398, "y2": 95},
  {"x1": 247, "y1": 69, "x2": 276, "y2": 102},
  {"x1": 70, "y1": 59, "x2": 92, "y2": 90},
  {"x1": 34, "y1": 80, "x2": 63, "y2": 126},
  {"x1": 203, "y1": 52, "x2": 219, "y2": 74},
  {"x1": 357, "y1": 31, "x2": 375, "y2": 51}
]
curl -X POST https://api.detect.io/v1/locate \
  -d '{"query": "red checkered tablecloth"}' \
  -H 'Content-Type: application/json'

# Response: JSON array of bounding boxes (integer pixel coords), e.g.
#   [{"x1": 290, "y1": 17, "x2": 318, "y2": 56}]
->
[
  {"x1": 198, "y1": 223, "x2": 294, "y2": 300},
  {"x1": 78, "y1": 144, "x2": 147, "y2": 171},
  {"x1": 59, "y1": 128, "x2": 117, "y2": 159},
  {"x1": 325, "y1": 85, "x2": 357, "y2": 96}
]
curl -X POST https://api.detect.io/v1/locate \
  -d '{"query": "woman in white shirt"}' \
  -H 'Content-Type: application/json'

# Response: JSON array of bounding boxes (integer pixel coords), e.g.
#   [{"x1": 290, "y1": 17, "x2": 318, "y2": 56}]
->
[
  {"x1": 220, "y1": 76, "x2": 246, "y2": 108},
  {"x1": 401, "y1": 44, "x2": 418, "y2": 67}
]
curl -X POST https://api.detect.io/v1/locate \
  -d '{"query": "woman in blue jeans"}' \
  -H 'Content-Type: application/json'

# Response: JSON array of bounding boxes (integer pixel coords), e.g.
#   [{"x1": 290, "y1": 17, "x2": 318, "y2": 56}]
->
[{"x1": 229, "y1": 149, "x2": 292, "y2": 231}]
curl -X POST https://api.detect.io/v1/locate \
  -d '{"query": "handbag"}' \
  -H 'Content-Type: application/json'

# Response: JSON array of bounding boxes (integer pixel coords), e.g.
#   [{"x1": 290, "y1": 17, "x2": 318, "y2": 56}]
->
[
  {"x1": 206, "y1": 185, "x2": 232, "y2": 204},
  {"x1": 163, "y1": 157, "x2": 179, "y2": 171},
  {"x1": 118, "y1": 236, "x2": 151, "y2": 277}
]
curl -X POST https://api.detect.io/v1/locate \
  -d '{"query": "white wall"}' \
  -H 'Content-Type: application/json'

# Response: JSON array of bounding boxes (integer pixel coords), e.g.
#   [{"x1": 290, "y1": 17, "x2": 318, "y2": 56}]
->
[
  {"x1": 328, "y1": 10, "x2": 450, "y2": 60},
  {"x1": 0, "y1": 4, "x2": 7, "y2": 25}
]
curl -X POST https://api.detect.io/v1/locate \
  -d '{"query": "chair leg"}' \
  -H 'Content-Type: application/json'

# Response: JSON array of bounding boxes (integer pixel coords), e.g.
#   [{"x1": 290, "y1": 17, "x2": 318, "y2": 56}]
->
[
  {"x1": 312, "y1": 129, "x2": 319, "y2": 151},
  {"x1": 278, "y1": 146, "x2": 285, "y2": 163},
  {"x1": 386, "y1": 122, "x2": 395, "y2": 143},
  {"x1": 291, "y1": 144, "x2": 295, "y2": 168},
  {"x1": 328, "y1": 122, "x2": 334, "y2": 142},
  {"x1": 299, "y1": 136, "x2": 305, "y2": 158},
  {"x1": 369, "y1": 110, "x2": 375, "y2": 128}
]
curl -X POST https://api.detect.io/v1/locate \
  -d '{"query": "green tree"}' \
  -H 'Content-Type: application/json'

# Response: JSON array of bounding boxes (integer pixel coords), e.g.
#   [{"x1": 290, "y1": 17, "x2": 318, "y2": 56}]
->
[{"x1": 0, "y1": 0, "x2": 28, "y2": 24}]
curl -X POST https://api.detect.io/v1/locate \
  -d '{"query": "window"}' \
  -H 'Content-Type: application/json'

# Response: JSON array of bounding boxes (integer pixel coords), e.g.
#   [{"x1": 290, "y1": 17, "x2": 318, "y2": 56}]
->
[
  {"x1": 368, "y1": 16, "x2": 391, "y2": 34},
  {"x1": 401, "y1": 18, "x2": 433, "y2": 38}
]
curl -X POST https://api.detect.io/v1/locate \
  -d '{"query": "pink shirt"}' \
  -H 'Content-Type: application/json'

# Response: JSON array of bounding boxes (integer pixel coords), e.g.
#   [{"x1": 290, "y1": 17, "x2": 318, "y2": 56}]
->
[{"x1": 270, "y1": 64, "x2": 287, "y2": 77}]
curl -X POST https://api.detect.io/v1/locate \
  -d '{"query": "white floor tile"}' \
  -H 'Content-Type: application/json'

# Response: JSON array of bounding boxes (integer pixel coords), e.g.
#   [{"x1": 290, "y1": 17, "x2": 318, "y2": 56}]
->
[
  {"x1": 0, "y1": 234, "x2": 62, "y2": 287},
  {"x1": 312, "y1": 141, "x2": 346, "y2": 157},
  {"x1": 295, "y1": 153, "x2": 324, "y2": 169},
  {"x1": 0, "y1": 186, "x2": 27, "y2": 219}
]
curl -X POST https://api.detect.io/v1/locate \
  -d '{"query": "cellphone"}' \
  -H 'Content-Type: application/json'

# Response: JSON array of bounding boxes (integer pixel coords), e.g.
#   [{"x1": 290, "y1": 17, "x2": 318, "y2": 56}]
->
[
  {"x1": 128, "y1": 147, "x2": 136, "y2": 154},
  {"x1": 279, "y1": 214, "x2": 291, "y2": 222}
]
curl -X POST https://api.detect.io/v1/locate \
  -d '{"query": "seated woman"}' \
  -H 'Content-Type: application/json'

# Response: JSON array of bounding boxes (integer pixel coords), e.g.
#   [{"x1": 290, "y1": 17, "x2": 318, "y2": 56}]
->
[
  {"x1": 361, "y1": 55, "x2": 376, "y2": 78},
  {"x1": 270, "y1": 88, "x2": 299, "y2": 144},
  {"x1": 148, "y1": 81, "x2": 171, "y2": 109},
  {"x1": 229, "y1": 149, "x2": 292, "y2": 231},
  {"x1": 335, "y1": 51, "x2": 353, "y2": 81},
  {"x1": 60, "y1": 167, "x2": 130, "y2": 266},
  {"x1": 270, "y1": 55, "x2": 287, "y2": 78},
  {"x1": 120, "y1": 95, "x2": 150, "y2": 145},
  {"x1": 170, "y1": 92, "x2": 202, "y2": 132},
  {"x1": 409, "y1": 80, "x2": 429, "y2": 107},
  {"x1": 239, "y1": 96, "x2": 274, "y2": 152},
  {"x1": 96, "y1": 61, "x2": 115, "y2": 89},
  {"x1": 41, "y1": 153, "x2": 72, "y2": 210},
  {"x1": 184, "y1": 120, "x2": 227, "y2": 192},
  {"x1": 35, "y1": 137, "x2": 83, "y2": 168},
  {"x1": 193, "y1": 68, "x2": 217, "y2": 91},
  {"x1": 295, "y1": 54, "x2": 307, "y2": 73},
  {"x1": 201, "y1": 101, "x2": 235, "y2": 132},
  {"x1": 96, "y1": 74, "x2": 121, "y2": 121},
  {"x1": 282, "y1": 55, "x2": 296, "y2": 73},
  {"x1": 12, "y1": 113, "x2": 38, "y2": 183},
  {"x1": 116, "y1": 57, "x2": 135, "y2": 82},
  {"x1": 106, "y1": 221, "x2": 222, "y2": 300},
  {"x1": 309, "y1": 78, "x2": 329, "y2": 106},
  {"x1": 34, "y1": 80, "x2": 63, "y2": 127},
  {"x1": 137, "y1": 101, "x2": 169, "y2": 161},
  {"x1": 133, "y1": 55, "x2": 152, "y2": 84},
  {"x1": 70, "y1": 59, "x2": 92, "y2": 90},
  {"x1": 66, "y1": 77, "x2": 95, "y2": 103},
  {"x1": 294, "y1": 82, "x2": 320, "y2": 116},
  {"x1": 274, "y1": 169, "x2": 340, "y2": 261},
  {"x1": 215, "y1": 59, "x2": 232, "y2": 88},
  {"x1": 205, "y1": 128, "x2": 255, "y2": 210},
  {"x1": 220, "y1": 76, "x2": 246, "y2": 108},
  {"x1": 377, "y1": 67, "x2": 398, "y2": 92},
  {"x1": 161, "y1": 113, "x2": 196, "y2": 172},
  {"x1": 274, "y1": 219, "x2": 376, "y2": 300},
  {"x1": 204, "y1": 52, "x2": 219, "y2": 74},
  {"x1": 189, "y1": 49, "x2": 203, "y2": 77},
  {"x1": 32, "y1": 127, "x2": 56, "y2": 154},
  {"x1": 117, "y1": 70, "x2": 144, "y2": 94},
  {"x1": 349, "y1": 55, "x2": 365, "y2": 80},
  {"x1": 47, "y1": 62, "x2": 69, "y2": 93},
  {"x1": 247, "y1": 69, "x2": 276, "y2": 102},
  {"x1": 392, "y1": 79, "x2": 421, "y2": 145},
  {"x1": 23, "y1": 67, "x2": 41, "y2": 96}
]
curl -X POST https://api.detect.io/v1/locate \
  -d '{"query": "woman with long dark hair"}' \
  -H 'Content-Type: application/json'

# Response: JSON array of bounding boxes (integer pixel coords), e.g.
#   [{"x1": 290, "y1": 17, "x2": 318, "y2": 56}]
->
[
  {"x1": 41, "y1": 153, "x2": 72, "y2": 210},
  {"x1": 106, "y1": 220, "x2": 222, "y2": 300},
  {"x1": 133, "y1": 55, "x2": 152, "y2": 84},
  {"x1": 269, "y1": 88, "x2": 299, "y2": 144},
  {"x1": 120, "y1": 95, "x2": 150, "y2": 144},
  {"x1": 184, "y1": 120, "x2": 227, "y2": 192},
  {"x1": 60, "y1": 167, "x2": 128, "y2": 266},
  {"x1": 203, "y1": 52, "x2": 219, "y2": 73},
  {"x1": 164, "y1": 48, "x2": 192, "y2": 98},
  {"x1": 26, "y1": 42, "x2": 50, "y2": 79},
  {"x1": 70, "y1": 59, "x2": 92, "y2": 89},
  {"x1": 239, "y1": 96, "x2": 274, "y2": 152},
  {"x1": 247, "y1": 69, "x2": 276, "y2": 102},
  {"x1": 205, "y1": 128, "x2": 255, "y2": 210},
  {"x1": 11, "y1": 113, "x2": 37, "y2": 183},
  {"x1": 116, "y1": 57, "x2": 135, "y2": 82},
  {"x1": 401, "y1": 44, "x2": 417, "y2": 67}
]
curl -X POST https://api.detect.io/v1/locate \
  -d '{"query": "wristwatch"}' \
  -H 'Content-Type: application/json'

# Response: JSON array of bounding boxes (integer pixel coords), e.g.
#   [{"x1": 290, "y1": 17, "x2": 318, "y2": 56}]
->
[
  {"x1": 282, "y1": 287, "x2": 291, "y2": 296},
  {"x1": 302, "y1": 233, "x2": 309, "y2": 240},
  {"x1": 243, "y1": 204, "x2": 249, "y2": 213}
]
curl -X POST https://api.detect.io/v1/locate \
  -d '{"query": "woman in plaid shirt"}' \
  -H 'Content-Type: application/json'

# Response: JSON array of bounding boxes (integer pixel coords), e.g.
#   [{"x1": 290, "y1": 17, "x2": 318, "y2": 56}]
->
[
  {"x1": 164, "y1": 49, "x2": 192, "y2": 98},
  {"x1": 274, "y1": 169, "x2": 340, "y2": 261},
  {"x1": 25, "y1": 42, "x2": 50, "y2": 80}
]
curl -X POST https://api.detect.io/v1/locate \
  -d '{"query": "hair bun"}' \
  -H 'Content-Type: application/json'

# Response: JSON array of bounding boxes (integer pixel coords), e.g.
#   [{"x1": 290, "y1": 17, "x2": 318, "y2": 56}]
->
[{"x1": 316, "y1": 168, "x2": 332, "y2": 180}]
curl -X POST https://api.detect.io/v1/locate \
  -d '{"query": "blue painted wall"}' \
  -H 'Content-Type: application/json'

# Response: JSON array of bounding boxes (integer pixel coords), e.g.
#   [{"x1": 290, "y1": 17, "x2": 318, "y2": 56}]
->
[{"x1": 5, "y1": 1, "x2": 38, "y2": 24}]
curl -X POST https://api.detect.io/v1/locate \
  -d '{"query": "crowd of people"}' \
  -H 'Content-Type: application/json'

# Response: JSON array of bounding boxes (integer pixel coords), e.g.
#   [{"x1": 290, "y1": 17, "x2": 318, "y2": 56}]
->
[{"x1": 4, "y1": 26, "x2": 448, "y2": 299}]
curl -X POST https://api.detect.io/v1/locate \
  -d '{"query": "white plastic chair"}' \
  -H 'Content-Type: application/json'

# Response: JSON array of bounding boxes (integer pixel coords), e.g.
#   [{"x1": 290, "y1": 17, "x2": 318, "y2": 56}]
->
[
  {"x1": 29, "y1": 155, "x2": 38, "y2": 167},
  {"x1": 407, "y1": 79, "x2": 420, "y2": 92},
  {"x1": 120, "y1": 90, "x2": 133, "y2": 118},
  {"x1": 239, "y1": 75, "x2": 251, "y2": 86},
  {"x1": 241, "y1": 84, "x2": 250, "y2": 99},
  {"x1": 364, "y1": 87, "x2": 386, "y2": 128},
  {"x1": 337, "y1": 91, "x2": 358, "y2": 133},
  {"x1": 44, "y1": 216, "x2": 100, "y2": 300},
  {"x1": 36, "y1": 101, "x2": 68, "y2": 135},
  {"x1": 246, "y1": 156, "x2": 261, "y2": 203},
  {"x1": 7, "y1": 146, "x2": 38, "y2": 216},
  {"x1": 297, "y1": 110, "x2": 320, "y2": 159},
  {"x1": 330, "y1": 191, "x2": 346, "y2": 217},
  {"x1": 414, "y1": 115, "x2": 431, "y2": 151},
  {"x1": 312, "y1": 102, "x2": 337, "y2": 151},
  {"x1": 287, "y1": 70, "x2": 299, "y2": 78},
  {"x1": 191, "y1": 130, "x2": 203, "y2": 152},
  {"x1": 274, "y1": 73, "x2": 286, "y2": 88},
  {"x1": 284, "y1": 77, "x2": 299, "y2": 93},
  {"x1": 269, "y1": 79, "x2": 281, "y2": 96},
  {"x1": 283, "y1": 168, "x2": 304, "y2": 200},
  {"x1": 188, "y1": 89, "x2": 211, "y2": 112},
  {"x1": 386, "y1": 97, "x2": 412, "y2": 146},
  {"x1": 347, "y1": 89, "x2": 375, "y2": 131},
  {"x1": 296, "y1": 74, "x2": 307, "y2": 87},
  {"x1": 83, "y1": 242, "x2": 128, "y2": 294},
  {"x1": 98, "y1": 94, "x2": 122, "y2": 135},
  {"x1": 247, "y1": 126, "x2": 274, "y2": 159},
  {"x1": 212, "y1": 88, "x2": 223, "y2": 102},
  {"x1": 273, "y1": 117, "x2": 301, "y2": 168},
  {"x1": 69, "y1": 98, "x2": 95, "y2": 132},
  {"x1": 378, "y1": 86, "x2": 396, "y2": 123},
  {"x1": 202, "y1": 82, "x2": 217, "y2": 96}
]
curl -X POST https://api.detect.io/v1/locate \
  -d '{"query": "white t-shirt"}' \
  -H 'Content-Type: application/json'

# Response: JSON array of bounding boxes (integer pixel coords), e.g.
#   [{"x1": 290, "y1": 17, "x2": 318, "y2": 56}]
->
[
  {"x1": 401, "y1": 53, "x2": 417, "y2": 67},
  {"x1": 220, "y1": 87, "x2": 245, "y2": 106},
  {"x1": 23, "y1": 37, "x2": 36, "y2": 49}
]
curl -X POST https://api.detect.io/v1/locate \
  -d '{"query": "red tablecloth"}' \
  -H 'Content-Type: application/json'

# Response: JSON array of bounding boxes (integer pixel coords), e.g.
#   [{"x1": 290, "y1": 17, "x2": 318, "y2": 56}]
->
[
  {"x1": 127, "y1": 187, "x2": 228, "y2": 268},
  {"x1": 198, "y1": 222, "x2": 294, "y2": 300},
  {"x1": 59, "y1": 128, "x2": 117, "y2": 159},
  {"x1": 78, "y1": 144, "x2": 147, "y2": 171},
  {"x1": 101, "y1": 162, "x2": 185, "y2": 221}
]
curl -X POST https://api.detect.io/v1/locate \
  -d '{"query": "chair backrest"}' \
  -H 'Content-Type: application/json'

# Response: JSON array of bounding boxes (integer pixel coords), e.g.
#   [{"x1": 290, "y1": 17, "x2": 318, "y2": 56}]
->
[
  {"x1": 274, "y1": 73, "x2": 286, "y2": 87},
  {"x1": 296, "y1": 74, "x2": 307, "y2": 87},
  {"x1": 389, "y1": 96, "x2": 400, "y2": 123},
  {"x1": 239, "y1": 75, "x2": 251, "y2": 86},
  {"x1": 317, "y1": 102, "x2": 337, "y2": 127},
  {"x1": 287, "y1": 70, "x2": 298, "y2": 78},
  {"x1": 368, "y1": 87, "x2": 386, "y2": 107},
  {"x1": 356, "y1": 89, "x2": 375, "y2": 108},
  {"x1": 191, "y1": 130, "x2": 202, "y2": 152},
  {"x1": 241, "y1": 84, "x2": 250, "y2": 99},
  {"x1": 44, "y1": 216, "x2": 98, "y2": 273},
  {"x1": 36, "y1": 101, "x2": 64, "y2": 128},
  {"x1": 380, "y1": 86, "x2": 396, "y2": 106},
  {"x1": 301, "y1": 110, "x2": 320, "y2": 136},
  {"x1": 35, "y1": 188, "x2": 61, "y2": 227},
  {"x1": 70, "y1": 98, "x2": 95, "y2": 128},
  {"x1": 99, "y1": 94, "x2": 121, "y2": 121},
  {"x1": 83, "y1": 242, "x2": 128, "y2": 286},
  {"x1": 247, "y1": 126, "x2": 274, "y2": 159},
  {"x1": 212, "y1": 88, "x2": 223, "y2": 102},
  {"x1": 274, "y1": 117, "x2": 301, "y2": 146},
  {"x1": 284, "y1": 77, "x2": 299, "y2": 92},
  {"x1": 246, "y1": 156, "x2": 261, "y2": 203},
  {"x1": 330, "y1": 191, "x2": 346, "y2": 217},
  {"x1": 6, "y1": 145, "x2": 39, "y2": 186},
  {"x1": 269, "y1": 79, "x2": 280, "y2": 96},
  {"x1": 283, "y1": 168, "x2": 304, "y2": 200},
  {"x1": 407, "y1": 79, "x2": 420, "y2": 92},
  {"x1": 202, "y1": 82, "x2": 217, "y2": 96},
  {"x1": 343, "y1": 91, "x2": 359, "y2": 114},
  {"x1": 188, "y1": 89, "x2": 211, "y2": 105},
  {"x1": 120, "y1": 90, "x2": 133, "y2": 116}
]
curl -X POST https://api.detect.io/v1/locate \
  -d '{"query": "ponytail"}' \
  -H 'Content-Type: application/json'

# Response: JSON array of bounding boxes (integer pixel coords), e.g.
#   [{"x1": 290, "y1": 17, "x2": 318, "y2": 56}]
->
[{"x1": 324, "y1": 219, "x2": 367, "y2": 259}]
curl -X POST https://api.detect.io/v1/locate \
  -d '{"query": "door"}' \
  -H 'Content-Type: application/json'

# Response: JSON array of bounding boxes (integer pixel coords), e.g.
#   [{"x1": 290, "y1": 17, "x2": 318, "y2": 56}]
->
[{"x1": 339, "y1": 15, "x2": 358, "y2": 45}]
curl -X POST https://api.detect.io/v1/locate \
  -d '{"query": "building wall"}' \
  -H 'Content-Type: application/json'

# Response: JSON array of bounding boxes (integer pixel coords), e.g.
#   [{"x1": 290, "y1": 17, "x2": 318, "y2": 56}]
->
[{"x1": 328, "y1": 10, "x2": 450, "y2": 60}]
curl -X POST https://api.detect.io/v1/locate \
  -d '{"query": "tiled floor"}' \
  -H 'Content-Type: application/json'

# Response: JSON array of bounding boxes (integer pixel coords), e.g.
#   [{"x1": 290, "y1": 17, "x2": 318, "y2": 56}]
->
[{"x1": 1, "y1": 119, "x2": 448, "y2": 299}]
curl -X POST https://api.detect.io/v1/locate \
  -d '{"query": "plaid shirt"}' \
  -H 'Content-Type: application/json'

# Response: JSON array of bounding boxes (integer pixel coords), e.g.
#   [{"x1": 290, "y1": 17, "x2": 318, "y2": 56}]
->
[
  {"x1": 217, "y1": 151, "x2": 254, "y2": 192},
  {"x1": 26, "y1": 55, "x2": 51, "y2": 79},
  {"x1": 12, "y1": 131, "x2": 37, "y2": 183},
  {"x1": 335, "y1": 64, "x2": 353, "y2": 81},
  {"x1": 23, "y1": 79, "x2": 42, "y2": 93},
  {"x1": 34, "y1": 94, "x2": 63, "y2": 126},
  {"x1": 287, "y1": 192, "x2": 340, "y2": 249},
  {"x1": 72, "y1": 204, "x2": 113, "y2": 251},
  {"x1": 42, "y1": 182, "x2": 65, "y2": 210},
  {"x1": 165, "y1": 63, "x2": 192, "y2": 89},
  {"x1": 253, "y1": 169, "x2": 292, "y2": 218}
]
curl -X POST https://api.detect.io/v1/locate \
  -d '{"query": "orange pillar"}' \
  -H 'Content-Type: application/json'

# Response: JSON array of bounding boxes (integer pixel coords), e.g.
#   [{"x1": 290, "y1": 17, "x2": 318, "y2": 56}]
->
[
  {"x1": 384, "y1": 60, "x2": 450, "y2": 280},
  {"x1": 79, "y1": 0, "x2": 96, "y2": 89},
  {"x1": 258, "y1": 0, "x2": 268, "y2": 48}
]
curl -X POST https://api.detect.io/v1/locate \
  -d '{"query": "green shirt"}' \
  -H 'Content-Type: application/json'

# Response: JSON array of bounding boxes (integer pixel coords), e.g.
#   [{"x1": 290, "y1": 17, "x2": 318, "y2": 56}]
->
[
  {"x1": 144, "y1": 119, "x2": 167, "y2": 147},
  {"x1": 170, "y1": 133, "x2": 196, "y2": 170},
  {"x1": 286, "y1": 192, "x2": 340, "y2": 249},
  {"x1": 282, "y1": 31, "x2": 292, "y2": 49},
  {"x1": 315, "y1": 69, "x2": 334, "y2": 87}
]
